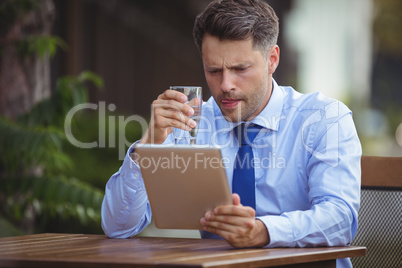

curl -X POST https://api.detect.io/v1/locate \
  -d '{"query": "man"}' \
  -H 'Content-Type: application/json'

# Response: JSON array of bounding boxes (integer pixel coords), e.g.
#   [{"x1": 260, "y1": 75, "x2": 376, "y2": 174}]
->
[{"x1": 101, "y1": 0, "x2": 361, "y2": 267}]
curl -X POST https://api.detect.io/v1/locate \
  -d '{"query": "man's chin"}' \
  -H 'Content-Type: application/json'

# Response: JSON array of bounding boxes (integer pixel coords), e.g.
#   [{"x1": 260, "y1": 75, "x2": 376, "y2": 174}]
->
[{"x1": 220, "y1": 108, "x2": 243, "y2": 123}]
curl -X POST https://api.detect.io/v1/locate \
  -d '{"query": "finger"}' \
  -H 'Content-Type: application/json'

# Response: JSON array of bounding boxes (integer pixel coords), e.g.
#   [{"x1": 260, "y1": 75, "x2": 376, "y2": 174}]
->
[
  {"x1": 201, "y1": 217, "x2": 257, "y2": 248},
  {"x1": 203, "y1": 227, "x2": 245, "y2": 247},
  {"x1": 232, "y1": 193, "x2": 241, "y2": 206},
  {"x1": 159, "y1": 90, "x2": 196, "y2": 116},
  {"x1": 155, "y1": 107, "x2": 196, "y2": 129},
  {"x1": 153, "y1": 98, "x2": 195, "y2": 117},
  {"x1": 213, "y1": 205, "x2": 255, "y2": 218},
  {"x1": 203, "y1": 213, "x2": 254, "y2": 230},
  {"x1": 159, "y1": 89, "x2": 187, "y2": 103},
  {"x1": 154, "y1": 118, "x2": 192, "y2": 132},
  {"x1": 202, "y1": 225, "x2": 233, "y2": 238},
  {"x1": 187, "y1": 97, "x2": 201, "y2": 107},
  {"x1": 202, "y1": 219, "x2": 253, "y2": 244},
  {"x1": 151, "y1": 113, "x2": 193, "y2": 132},
  {"x1": 201, "y1": 217, "x2": 237, "y2": 234}
]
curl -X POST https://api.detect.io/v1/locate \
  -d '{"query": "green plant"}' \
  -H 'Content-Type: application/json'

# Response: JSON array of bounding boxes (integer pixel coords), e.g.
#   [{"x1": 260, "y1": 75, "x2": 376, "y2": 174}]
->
[
  {"x1": 0, "y1": 71, "x2": 105, "y2": 237},
  {"x1": 0, "y1": 0, "x2": 41, "y2": 27},
  {"x1": 62, "y1": 110, "x2": 144, "y2": 190},
  {"x1": 0, "y1": 0, "x2": 125, "y2": 237},
  {"x1": 16, "y1": 35, "x2": 67, "y2": 59}
]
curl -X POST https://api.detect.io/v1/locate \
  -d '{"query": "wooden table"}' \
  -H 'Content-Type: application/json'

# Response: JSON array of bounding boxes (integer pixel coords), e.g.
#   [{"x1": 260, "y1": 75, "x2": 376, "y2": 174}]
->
[{"x1": 0, "y1": 233, "x2": 366, "y2": 268}]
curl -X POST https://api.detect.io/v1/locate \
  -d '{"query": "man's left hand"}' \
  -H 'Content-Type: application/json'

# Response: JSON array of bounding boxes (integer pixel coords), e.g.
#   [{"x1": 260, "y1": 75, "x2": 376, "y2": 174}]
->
[{"x1": 200, "y1": 193, "x2": 270, "y2": 248}]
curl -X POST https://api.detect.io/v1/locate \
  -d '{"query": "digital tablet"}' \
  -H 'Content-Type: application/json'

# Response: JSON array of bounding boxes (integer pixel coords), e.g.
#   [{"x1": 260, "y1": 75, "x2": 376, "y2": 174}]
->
[{"x1": 135, "y1": 144, "x2": 232, "y2": 229}]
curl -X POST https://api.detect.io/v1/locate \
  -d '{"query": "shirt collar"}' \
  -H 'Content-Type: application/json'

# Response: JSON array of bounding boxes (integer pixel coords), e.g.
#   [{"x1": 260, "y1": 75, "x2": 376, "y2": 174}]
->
[
  {"x1": 213, "y1": 78, "x2": 284, "y2": 132},
  {"x1": 251, "y1": 78, "x2": 284, "y2": 131}
]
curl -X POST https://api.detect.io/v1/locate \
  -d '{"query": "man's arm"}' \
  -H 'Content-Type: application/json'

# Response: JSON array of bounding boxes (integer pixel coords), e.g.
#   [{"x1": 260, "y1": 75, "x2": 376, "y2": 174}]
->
[
  {"x1": 101, "y1": 145, "x2": 152, "y2": 238},
  {"x1": 101, "y1": 89, "x2": 196, "y2": 237},
  {"x1": 259, "y1": 112, "x2": 361, "y2": 248}
]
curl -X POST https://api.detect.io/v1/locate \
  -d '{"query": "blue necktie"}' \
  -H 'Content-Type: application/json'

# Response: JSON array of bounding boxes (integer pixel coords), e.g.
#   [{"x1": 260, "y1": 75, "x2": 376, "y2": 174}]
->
[
  {"x1": 232, "y1": 124, "x2": 262, "y2": 209},
  {"x1": 199, "y1": 124, "x2": 261, "y2": 240}
]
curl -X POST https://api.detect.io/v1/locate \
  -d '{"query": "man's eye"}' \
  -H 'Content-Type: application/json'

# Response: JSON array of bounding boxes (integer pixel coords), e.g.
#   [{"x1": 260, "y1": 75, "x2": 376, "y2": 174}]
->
[
  {"x1": 236, "y1": 67, "x2": 247, "y2": 72},
  {"x1": 208, "y1": 70, "x2": 220, "y2": 74}
]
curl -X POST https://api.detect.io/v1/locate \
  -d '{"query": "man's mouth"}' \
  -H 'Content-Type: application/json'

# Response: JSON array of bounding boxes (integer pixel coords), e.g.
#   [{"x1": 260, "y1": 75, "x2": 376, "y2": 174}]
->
[{"x1": 221, "y1": 98, "x2": 241, "y2": 109}]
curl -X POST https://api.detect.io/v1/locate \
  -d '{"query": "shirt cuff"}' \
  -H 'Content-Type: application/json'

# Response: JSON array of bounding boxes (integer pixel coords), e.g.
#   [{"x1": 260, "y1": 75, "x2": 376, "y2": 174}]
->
[{"x1": 257, "y1": 215, "x2": 295, "y2": 248}]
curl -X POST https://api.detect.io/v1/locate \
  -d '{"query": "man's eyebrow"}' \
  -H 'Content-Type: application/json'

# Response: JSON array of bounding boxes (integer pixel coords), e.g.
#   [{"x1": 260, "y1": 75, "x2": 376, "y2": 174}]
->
[
  {"x1": 204, "y1": 66, "x2": 222, "y2": 71},
  {"x1": 230, "y1": 63, "x2": 250, "y2": 68},
  {"x1": 205, "y1": 63, "x2": 251, "y2": 69}
]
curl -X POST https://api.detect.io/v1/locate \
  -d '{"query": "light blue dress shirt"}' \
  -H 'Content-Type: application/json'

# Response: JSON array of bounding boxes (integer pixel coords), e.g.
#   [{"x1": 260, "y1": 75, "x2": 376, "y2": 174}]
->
[{"x1": 101, "y1": 79, "x2": 361, "y2": 268}]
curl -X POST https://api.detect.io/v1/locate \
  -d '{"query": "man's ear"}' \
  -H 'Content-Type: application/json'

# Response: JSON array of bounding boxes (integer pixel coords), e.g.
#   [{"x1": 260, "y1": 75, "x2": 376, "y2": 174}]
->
[{"x1": 268, "y1": 45, "x2": 280, "y2": 75}]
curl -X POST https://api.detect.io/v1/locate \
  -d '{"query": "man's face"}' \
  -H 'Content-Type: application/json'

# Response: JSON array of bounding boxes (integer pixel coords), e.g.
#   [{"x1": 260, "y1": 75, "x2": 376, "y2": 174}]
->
[{"x1": 201, "y1": 34, "x2": 279, "y2": 122}]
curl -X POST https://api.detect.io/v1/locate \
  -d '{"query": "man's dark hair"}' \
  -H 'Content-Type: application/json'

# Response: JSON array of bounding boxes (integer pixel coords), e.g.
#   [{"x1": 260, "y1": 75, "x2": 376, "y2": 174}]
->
[{"x1": 193, "y1": 0, "x2": 279, "y2": 54}]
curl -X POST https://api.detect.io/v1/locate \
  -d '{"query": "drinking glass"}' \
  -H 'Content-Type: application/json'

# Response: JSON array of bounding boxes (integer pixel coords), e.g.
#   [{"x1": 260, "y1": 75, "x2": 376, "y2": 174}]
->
[{"x1": 170, "y1": 86, "x2": 202, "y2": 145}]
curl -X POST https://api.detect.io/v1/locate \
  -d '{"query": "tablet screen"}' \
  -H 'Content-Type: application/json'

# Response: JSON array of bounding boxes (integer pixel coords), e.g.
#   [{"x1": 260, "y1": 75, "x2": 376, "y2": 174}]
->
[{"x1": 135, "y1": 144, "x2": 232, "y2": 229}]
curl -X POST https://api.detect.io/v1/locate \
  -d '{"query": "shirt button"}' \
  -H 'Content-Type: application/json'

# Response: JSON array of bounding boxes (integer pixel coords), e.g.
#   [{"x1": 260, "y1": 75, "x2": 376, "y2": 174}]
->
[
  {"x1": 134, "y1": 172, "x2": 139, "y2": 178},
  {"x1": 125, "y1": 206, "x2": 129, "y2": 210}
]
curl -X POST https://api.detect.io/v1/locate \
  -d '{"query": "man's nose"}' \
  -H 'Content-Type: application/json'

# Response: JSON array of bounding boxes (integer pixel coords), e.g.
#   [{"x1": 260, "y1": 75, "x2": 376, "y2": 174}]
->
[{"x1": 220, "y1": 70, "x2": 235, "y2": 93}]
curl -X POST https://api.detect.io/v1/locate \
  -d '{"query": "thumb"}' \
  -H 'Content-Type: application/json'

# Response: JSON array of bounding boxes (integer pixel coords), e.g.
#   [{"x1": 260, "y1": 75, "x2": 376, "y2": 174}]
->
[{"x1": 232, "y1": 193, "x2": 241, "y2": 206}]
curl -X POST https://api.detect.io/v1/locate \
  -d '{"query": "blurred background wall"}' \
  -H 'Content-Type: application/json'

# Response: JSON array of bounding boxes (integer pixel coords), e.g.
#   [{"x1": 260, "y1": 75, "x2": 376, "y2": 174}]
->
[
  {"x1": 51, "y1": 0, "x2": 401, "y2": 156},
  {"x1": 51, "y1": 0, "x2": 296, "y2": 115}
]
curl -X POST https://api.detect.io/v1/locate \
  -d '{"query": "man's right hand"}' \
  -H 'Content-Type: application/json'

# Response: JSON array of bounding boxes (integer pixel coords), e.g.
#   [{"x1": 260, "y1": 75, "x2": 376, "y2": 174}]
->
[{"x1": 139, "y1": 89, "x2": 196, "y2": 144}]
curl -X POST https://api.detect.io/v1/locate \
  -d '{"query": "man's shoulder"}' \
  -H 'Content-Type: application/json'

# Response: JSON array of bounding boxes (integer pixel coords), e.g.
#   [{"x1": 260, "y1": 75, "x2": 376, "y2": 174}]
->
[{"x1": 280, "y1": 86, "x2": 351, "y2": 117}]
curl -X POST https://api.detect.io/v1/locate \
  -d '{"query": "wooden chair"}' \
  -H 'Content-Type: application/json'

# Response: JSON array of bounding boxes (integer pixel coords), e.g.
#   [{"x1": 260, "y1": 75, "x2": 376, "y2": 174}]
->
[{"x1": 351, "y1": 156, "x2": 402, "y2": 267}]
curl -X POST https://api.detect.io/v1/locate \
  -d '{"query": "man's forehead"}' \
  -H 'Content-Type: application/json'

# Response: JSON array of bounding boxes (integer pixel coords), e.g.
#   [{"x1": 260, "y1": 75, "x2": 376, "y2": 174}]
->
[
  {"x1": 201, "y1": 35, "x2": 263, "y2": 65},
  {"x1": 201, "y1": 34, "x2": 254, "y2": 50}
]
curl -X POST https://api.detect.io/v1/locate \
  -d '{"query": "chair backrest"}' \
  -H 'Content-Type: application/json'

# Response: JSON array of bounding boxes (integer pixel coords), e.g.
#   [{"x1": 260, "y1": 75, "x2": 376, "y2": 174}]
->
[{"x1": 351, "y1": 156, "x2": 402, "y2": 268}]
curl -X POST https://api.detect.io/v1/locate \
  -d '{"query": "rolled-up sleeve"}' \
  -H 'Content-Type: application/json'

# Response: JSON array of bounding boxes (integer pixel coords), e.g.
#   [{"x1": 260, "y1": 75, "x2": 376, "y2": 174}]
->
[{"x1": 101, "y1": 143, "x2": 152, "y2": 238}]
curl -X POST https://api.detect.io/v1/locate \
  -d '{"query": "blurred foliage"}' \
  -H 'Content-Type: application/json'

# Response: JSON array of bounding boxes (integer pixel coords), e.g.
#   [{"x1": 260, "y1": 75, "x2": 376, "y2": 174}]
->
[
  {"x1": 373, "y1": 0, "x2": 402, "y2": 56},
  {"x1": 2, "y1": 176, "x2": 104, "y2": 234},
  {"x1": 16, "y1": 35, "x2": 67, "y2": 59},
  {"x1": 63, "y1": 110, "x2": 143, "y2": 189},
  {"x1": 368, "y1": 0, "x2": 402, "y2": 156},
  {"x1": 18, "y1": 71, "x2": 103, "y2": 128},
  {"x1": 0, "y1": 69, "x2": 144, "y2": 236},
  {"x1": 0, "y1": 0, "x2": 41, "y2": 28},
  {"x1": 0, "y1": 71, "x2": 106, "y2": 237},
  {"x1": 0, "y1": 0, "x2": 62, "y2": 58},
  {"x1": 0, "y1": 117, "x2": 70, "y2": 175},
  {"x1": 0, "y1": 0, "x2": 145, "y2": 237}
]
